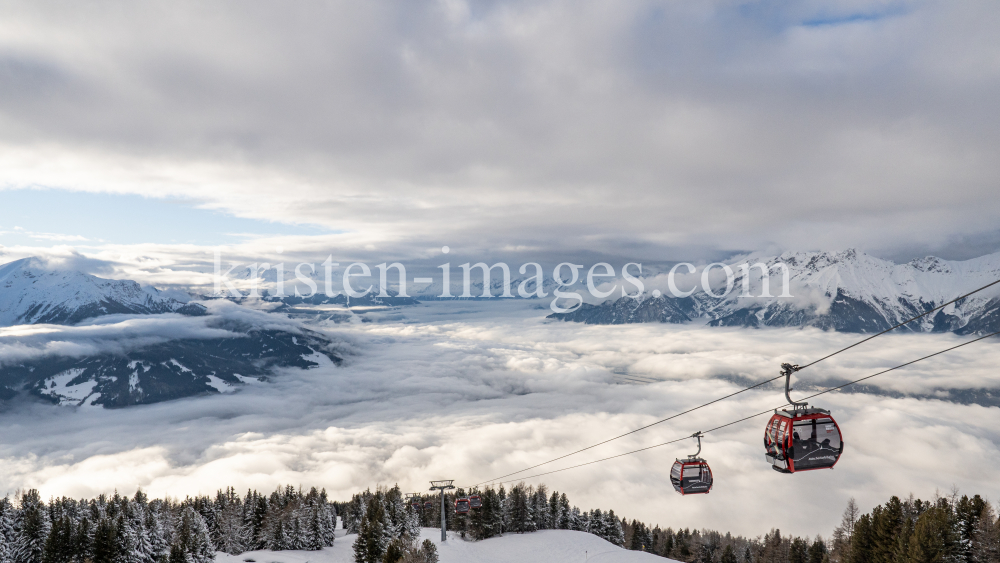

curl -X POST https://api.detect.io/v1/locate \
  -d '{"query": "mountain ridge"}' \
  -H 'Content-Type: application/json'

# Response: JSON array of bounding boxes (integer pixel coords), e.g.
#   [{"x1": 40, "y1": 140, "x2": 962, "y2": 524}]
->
[
  {"x1": 0, "y1": 257, "x2": 189, "y2": 327},
  {"x1": 550, "y1": 249, "x2": 1000, "y2": 333}
]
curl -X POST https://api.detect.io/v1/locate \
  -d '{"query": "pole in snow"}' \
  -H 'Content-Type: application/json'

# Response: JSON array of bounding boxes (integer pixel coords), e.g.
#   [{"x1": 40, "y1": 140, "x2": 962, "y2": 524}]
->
[{"x1": 429, "y1": 480, "x2": 455, "y2": 542}]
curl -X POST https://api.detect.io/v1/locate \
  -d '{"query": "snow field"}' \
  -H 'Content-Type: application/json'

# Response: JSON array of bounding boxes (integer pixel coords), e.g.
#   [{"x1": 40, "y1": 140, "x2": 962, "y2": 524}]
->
[{"x1": 215, "y1": 528, "x2": 680, "y2": 563}]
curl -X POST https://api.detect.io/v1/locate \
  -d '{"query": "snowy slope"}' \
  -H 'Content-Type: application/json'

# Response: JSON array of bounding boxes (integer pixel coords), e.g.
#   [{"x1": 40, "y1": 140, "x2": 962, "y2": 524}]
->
[
  {"x1": 551, "y1": 249, "x2": 1000, "y2": 333},
  {"x1": 0, "y1": 257, "x2": 187, "y2": 327},
  {"x1": 217, "y1": 528, "x2": 679, "y2": 563}
]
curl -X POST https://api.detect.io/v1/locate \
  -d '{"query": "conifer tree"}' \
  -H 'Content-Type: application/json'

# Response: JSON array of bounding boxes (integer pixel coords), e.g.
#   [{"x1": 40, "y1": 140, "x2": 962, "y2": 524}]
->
[
  {"x1": 0, "y1": 497, "x2": 13, "y2": 563},
  {"x1": 143, "y1": 507, "x2": 168, "y2": 563},
  {"x1": 115, "y1": 513, "x2": 140, "y2": 563},
  {"x1": 420, "y1": 540, "x2": 438, "y2": 563},
  {"x1": 353, "y1": 495, "x2": 389, "y2": 563},
  {"x1": 129, "y1": 493, "x2": 155, "y2": 563},
  {"x1": 908, "y1": 505, "x2": 957, "y2": 563},
  {"x1": 307, "y1": 509, "x2": 325, "y2": 551},
  {"x1": 41, "y1": 516, "x2": 73, "y2": 563},
  {"x1": 849, "y1": 514, "x2": 875, "y2": 563},
  {"x1": 808, "y1": 537, "x2": 828, "y2": 563},
  {"x1": 498, "y1": 486, "x2": 509, "y2": 534},
  {"x1": 74, "y1": 516, "x2": 94, "y2": 563},
  {"x1": 167, "y1": 544, "x2": 186, "y2": 563},
  {"x1": 629, "y1": 520, "x2": 652, "y2": 551},
  {"x1": 548, "y1": 492, "x2": 560, "y2": 531},
  {"x1": 789, "y1": 537, "x2": 809, "y2": 563},
  {"x1": 243, "y1": 492, "x2": 268, "y2": 551},
  {"x1": 660, "y1": 528, "x2": 675, "y2": 558},
  {"x1": 605, "y1": 511, "x2": 624, "y2": 547},
  {"x1": 971, "y1": 502, "x2": 999, "y2": 563},
  {"x1": 176, "y1": 506, "x2": 215, "y2": 563},
  {"x1": 531, "y1": 486, "x2": 548, "y2": 530},
  {"x1": 956, "y1": 495, "x2": 989, "y2": 563},
  {"x1": 508, "y1": 485, "x2": 534, "y2": 534},
  {"x1": 383, "y1": 538, "x2": 407, "y2": 563},
  {"x1": 212, "y1": 488, "x2": 244, "y2": 555},
  {"x1": 12, "y1": 490, "x2": 51, "y2": 563},
  {"x1": 588, "y1": 509, "x2": 605, "y2": 539},
  {"x1": 557, "y1": 494, "x2": 571, "y2": 530},
  {"x1": 92, "y1": 518, "x2": 118, "y2": 563},
  {"x1": 720, "y1": 544, "x2": 737, "y2": 563}
]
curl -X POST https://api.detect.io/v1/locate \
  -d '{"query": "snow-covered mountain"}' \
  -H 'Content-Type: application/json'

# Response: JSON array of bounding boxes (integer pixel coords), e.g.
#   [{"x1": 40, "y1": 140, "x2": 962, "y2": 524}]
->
[
  {"x1": 551, "y1": 249, "x2": 1000, "y2": 334},
  {"x1": 2, "y1": 327, "x2": 340, "y2": 407},
  {"x1": 0, "y1": 258, "x2": 344, "y2": 407},
  {"x1": 0, "y1": 257, "x2": 190, "y2": 327}
]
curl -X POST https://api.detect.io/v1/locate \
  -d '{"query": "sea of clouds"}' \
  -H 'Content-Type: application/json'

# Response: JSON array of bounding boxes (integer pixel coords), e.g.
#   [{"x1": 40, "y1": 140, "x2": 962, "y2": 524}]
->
[{"x1": 0, "y1": 300, "x2": 998, "y2": 538}]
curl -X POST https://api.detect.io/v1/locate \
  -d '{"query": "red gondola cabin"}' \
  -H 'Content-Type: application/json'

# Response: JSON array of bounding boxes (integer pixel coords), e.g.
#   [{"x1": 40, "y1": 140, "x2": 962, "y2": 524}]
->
[
  {"x1": 455, "y1": 498, "x2": 471, "y2": 514},
  {"x1": 764, "y1": 408, "x2": 843, "y2": 473},
  {"x1": 469, "y1": 494, "x2": 482, "y2": 509},
  {"x1": 669, "y1": 458, "x2": 713, "y2": 495}
]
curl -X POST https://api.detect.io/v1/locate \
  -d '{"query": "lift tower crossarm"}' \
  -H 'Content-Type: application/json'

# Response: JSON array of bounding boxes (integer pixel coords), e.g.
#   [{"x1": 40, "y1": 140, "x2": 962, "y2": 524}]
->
[{"x1": 428, "y1": 480, "x2": 455, "y2": 542}]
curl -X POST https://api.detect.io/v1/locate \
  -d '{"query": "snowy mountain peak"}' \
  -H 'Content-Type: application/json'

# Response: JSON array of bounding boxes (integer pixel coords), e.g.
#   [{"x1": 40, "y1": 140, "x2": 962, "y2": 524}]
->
[
  {"x1": 553, "y1": 249, "x2": 1000, "y2": 334},
  {"x1": 0, "y1": 256, "x2": 188, "y2": 327}
]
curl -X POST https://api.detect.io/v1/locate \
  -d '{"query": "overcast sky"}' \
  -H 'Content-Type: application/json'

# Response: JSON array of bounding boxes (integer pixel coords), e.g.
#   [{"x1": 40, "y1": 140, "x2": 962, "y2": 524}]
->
[{"x1": 1, "y1": 0, "x2": 999, "y2": 266}]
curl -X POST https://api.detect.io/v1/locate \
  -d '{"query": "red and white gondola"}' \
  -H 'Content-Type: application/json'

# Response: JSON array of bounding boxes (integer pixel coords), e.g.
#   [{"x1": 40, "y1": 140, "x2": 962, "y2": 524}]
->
[
  {"x1": 669, "y1": 432, "x2": 714, "y2": 495},
  {"x1": 764, "y1": 363, "x2": 844, "y2": 473}
]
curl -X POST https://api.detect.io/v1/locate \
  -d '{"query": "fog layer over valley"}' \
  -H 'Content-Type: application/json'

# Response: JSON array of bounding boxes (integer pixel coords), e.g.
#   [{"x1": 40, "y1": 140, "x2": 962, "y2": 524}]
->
[{"x1": 0, "y1": 301, "x2": 997, "y2": 538}]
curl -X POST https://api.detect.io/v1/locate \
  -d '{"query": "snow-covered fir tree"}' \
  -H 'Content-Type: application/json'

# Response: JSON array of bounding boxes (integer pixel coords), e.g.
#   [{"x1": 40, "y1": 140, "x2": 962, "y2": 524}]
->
[
  {"x1": 11, "y1": 490, "x2": 50, "y2": 563},
  {"x1": 352, "y1": 494, "x2": 389, "y2": 563},
  {"x1": 0, "y1": 497, "x2": 14, "y2": 563},
  {"x1": 176, "y1": 506, "x2": 214, "y2": 563}
]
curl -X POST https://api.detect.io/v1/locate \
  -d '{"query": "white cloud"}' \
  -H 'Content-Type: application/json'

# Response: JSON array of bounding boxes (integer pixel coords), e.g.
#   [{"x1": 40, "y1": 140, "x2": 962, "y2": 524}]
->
[
  {"x1": 0, "y1": 300, "x2": 309, "y2": 365},
  {"x1": 1, "y1": 301, "x2": 998, "y2": 538}
]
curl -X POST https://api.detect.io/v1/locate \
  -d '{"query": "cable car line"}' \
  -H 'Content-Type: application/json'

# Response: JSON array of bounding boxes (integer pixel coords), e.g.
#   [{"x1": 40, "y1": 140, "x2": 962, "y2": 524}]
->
[
  {"x1": 472, "y1": 375, "x2": 784, "y2": 486},
  {"x1": 481, "y1": 329, "x2": 1000, "y2": 486},
  {"x1": 474, "y1": 277, "x2": 1000, "y2": 486},
  {"x1": 793, "y1": 328, "x2": 1000, "y2": 402}
]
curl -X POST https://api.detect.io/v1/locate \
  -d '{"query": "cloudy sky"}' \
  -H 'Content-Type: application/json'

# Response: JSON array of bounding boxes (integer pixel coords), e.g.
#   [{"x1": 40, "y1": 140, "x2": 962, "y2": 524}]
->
[{"x1": 1, "y1": 0, "x2": 999, "y2": 271}]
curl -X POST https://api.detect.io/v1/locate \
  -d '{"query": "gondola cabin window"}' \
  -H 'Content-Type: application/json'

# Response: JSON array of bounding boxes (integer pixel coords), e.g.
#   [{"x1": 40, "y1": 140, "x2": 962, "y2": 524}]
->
[
  {"x1": 670, "y1": 463, "x2": 682, "y2": 481},
  {"x1": 790, "y1": 417, "x2": 842, "y2": 470}
]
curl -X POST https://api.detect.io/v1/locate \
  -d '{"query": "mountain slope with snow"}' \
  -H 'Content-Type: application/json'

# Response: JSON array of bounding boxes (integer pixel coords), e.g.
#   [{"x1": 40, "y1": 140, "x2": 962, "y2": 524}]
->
[
  {"x1": 0, "y1": 257, "x2": 188, "y2": 327},
  {"x1": 551, "y1": 249, "x2": 1000, "y2": 333},
  {"x1": 217, "y1": 528, "x2": 679, "y2": 563},
  {"x1": 1, "y1": 327, "x2": 340, "y2": 407}
]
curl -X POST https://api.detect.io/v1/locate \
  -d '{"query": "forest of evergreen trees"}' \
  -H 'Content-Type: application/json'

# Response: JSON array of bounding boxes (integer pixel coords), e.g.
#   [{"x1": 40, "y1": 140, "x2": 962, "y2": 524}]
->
[
  {"x1": 607, "y1": 490, "x2": 999, "y2": 563},
  {"x1": 343, "y1": 484, "x2": 1000, "y2": 563},
  {"x1": 0, "y1": 485, "x2": 337, "y2": 563},
  {"x1": 0, "y1": 481, "x2": 996, "y2": 563}
]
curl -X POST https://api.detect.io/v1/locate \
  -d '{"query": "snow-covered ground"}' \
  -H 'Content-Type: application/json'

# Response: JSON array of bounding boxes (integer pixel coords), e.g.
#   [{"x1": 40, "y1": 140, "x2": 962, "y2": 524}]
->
[{"x1": 216, "y1": 528, "x2": 677, "y2": 563}]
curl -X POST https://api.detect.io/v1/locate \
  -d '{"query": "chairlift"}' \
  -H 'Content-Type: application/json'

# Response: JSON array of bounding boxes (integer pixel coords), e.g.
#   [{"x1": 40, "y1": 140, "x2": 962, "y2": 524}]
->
[
  {"x1": 669, "y1": 432, "x2": 713, "y2": 495},
  {"x1": 455, "y1": 497, "x2": 471, "y2": 514},
  {"x1": 469, "y1": 494, "x2": 482, "y2": 509},
  {"x1": 764, "y1": 363, "x2": 844, "y2": 473}
]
